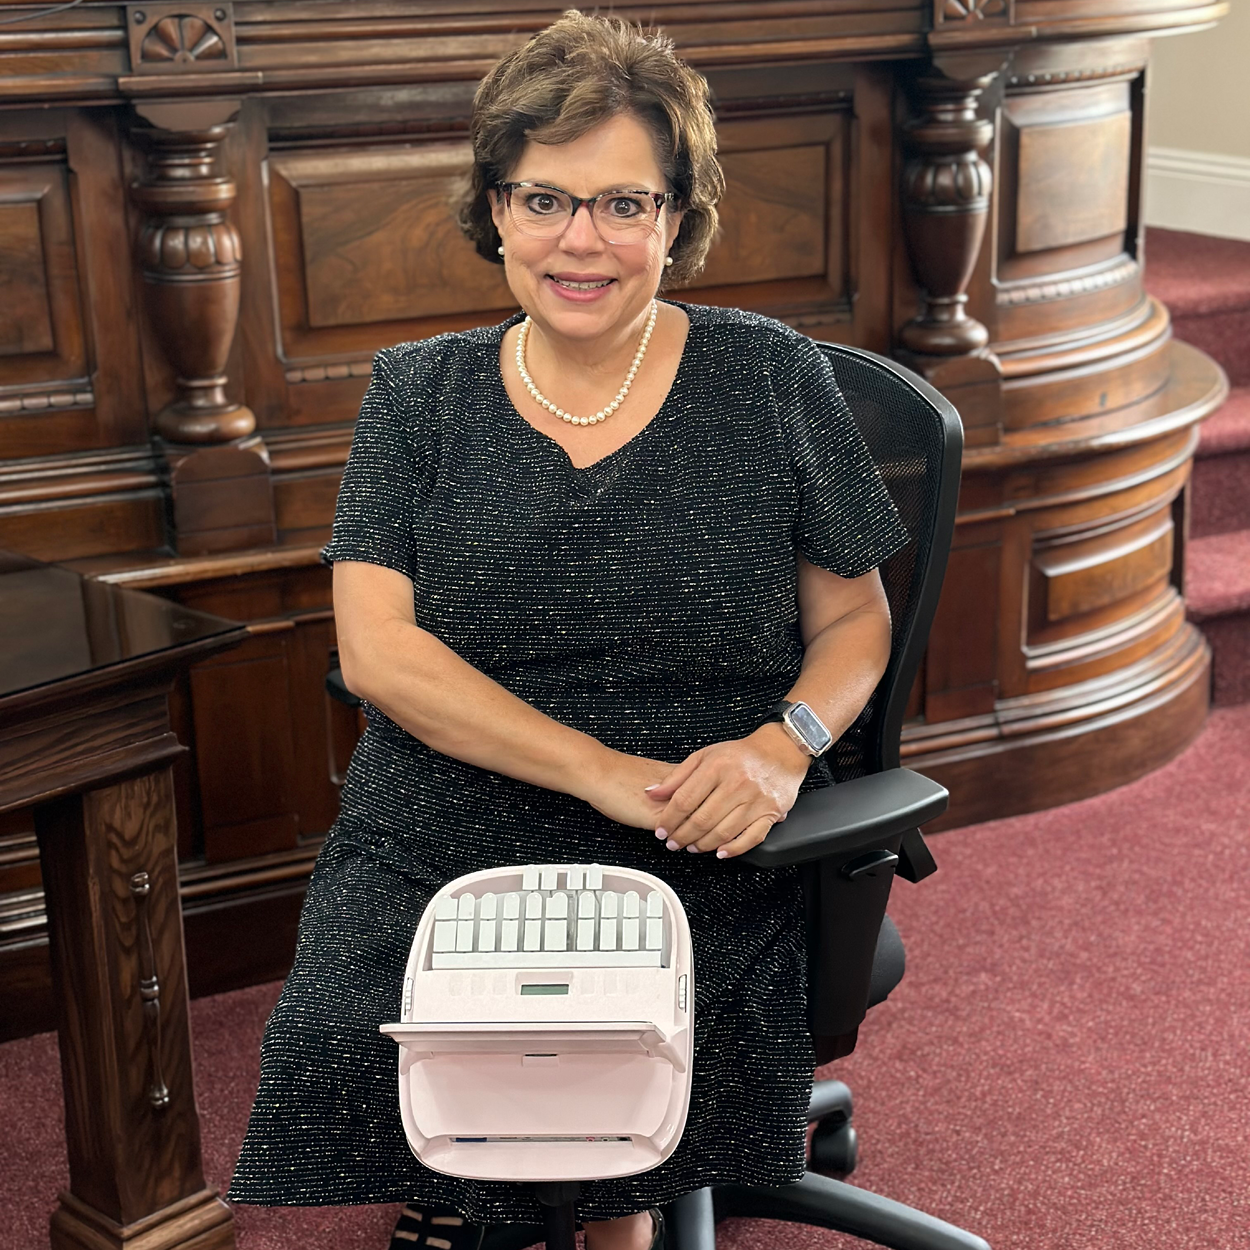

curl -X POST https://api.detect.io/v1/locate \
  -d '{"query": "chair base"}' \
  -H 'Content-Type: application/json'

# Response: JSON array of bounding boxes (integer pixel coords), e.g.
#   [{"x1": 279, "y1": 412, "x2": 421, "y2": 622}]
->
[
  {"x1": 703, "y1": 1173, "x2": 990, "y2": 1250},
  {"x1": 479, "y1": 1169, "x2": 990, "y2": 1250},
  {"x1": 808, "y1": 1078, "x2": 858, "y2": 1178}
]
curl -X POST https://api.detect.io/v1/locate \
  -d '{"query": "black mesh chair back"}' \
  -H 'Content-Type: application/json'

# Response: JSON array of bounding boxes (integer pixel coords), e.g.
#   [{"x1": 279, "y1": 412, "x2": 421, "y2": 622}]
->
[
  {"x1": 814, "y1": 343, "x2": 964, "y2": 780},
  {"x1": 747, "y1": 344, "x2": 964, "y2": 1055}
]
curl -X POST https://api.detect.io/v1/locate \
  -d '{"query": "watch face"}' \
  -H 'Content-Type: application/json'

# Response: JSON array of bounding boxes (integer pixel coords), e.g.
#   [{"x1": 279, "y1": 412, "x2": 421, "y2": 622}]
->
[{"x1": 789, "y1": 703, "x2": 833, "y2": 752}]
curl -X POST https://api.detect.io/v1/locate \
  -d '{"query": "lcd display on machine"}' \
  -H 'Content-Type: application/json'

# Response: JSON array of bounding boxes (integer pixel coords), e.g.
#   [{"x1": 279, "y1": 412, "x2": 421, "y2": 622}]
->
[{"x1": 520, "y1": 984, "x2": 570, "y2": 995}]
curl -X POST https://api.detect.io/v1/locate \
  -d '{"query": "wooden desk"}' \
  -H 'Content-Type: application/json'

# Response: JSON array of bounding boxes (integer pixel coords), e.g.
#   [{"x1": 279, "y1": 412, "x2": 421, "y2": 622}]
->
[{"x1": 0, "y1": 552, "x2": 244, "y2": 1250}]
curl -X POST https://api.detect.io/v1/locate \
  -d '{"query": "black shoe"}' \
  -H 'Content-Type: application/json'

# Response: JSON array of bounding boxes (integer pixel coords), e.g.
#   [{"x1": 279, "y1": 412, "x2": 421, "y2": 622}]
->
[
  {"x1": 389, "y1": 1203, "x2": 485, "y2": 1250},
  {"x1": 647, "y1": 1207, "x2": 665, "y2": 1250}
]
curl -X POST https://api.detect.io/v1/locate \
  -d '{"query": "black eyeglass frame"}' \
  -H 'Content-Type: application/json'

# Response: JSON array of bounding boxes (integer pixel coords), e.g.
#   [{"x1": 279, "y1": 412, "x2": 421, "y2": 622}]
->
[{"x1": 496, "y1": 181, "x2": 679, "y2": 244}]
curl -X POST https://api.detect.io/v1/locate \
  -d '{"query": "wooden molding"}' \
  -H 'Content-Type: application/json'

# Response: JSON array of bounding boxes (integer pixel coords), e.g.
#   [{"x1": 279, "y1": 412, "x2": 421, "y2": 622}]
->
[
  {"x1": 51, "y1": 1186, "x2": 233, "y2": 1250},
  {"x1": 996, "y1": 255, "x2": 1139, "y2": 306},
  {"x1": 0, "y1": 386, "x2": 94, "y2": 415}
]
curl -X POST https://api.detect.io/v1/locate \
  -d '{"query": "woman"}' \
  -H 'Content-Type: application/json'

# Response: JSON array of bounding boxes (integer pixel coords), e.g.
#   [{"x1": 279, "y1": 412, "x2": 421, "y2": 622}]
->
[{"x1": 230, "y1": 12, "x2": 908, "y2": 1250}]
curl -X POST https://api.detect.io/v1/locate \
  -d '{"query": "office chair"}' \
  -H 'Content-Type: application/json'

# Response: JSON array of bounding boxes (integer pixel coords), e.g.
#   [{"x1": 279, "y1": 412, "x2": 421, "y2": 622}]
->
[{"x1": 326, "y1": 343, "x2": 985, "y2": 1250}]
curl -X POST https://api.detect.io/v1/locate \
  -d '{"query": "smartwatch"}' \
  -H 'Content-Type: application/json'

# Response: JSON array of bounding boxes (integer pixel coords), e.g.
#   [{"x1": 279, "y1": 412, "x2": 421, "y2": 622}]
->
[{"x1": 764, "y1": 700, "x2": 834, "y2": 758}]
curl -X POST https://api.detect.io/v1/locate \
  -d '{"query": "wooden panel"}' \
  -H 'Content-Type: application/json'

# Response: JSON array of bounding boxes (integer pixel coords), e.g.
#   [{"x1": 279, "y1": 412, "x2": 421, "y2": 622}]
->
[
  {"x1": 679, "y1": 110, "x2": 849, "y2": 319},
  {"x1": 923, "y1": 524, "x2": 1002, "y2": 721},
  {"x1": 173, "y1": 563, "x2": 333, "y2": 621},
  {"x1": 267, "y1": 103, "x2": 853, "y2": 371},
  {"x1": 203, "y1": 811, "x2": 300, "y2": 865},
  {"x1": 690, "y1": 145, "x2": 827, "y2": 288},
  {"x1": 1000, "y1": 312, "x2": 1171, "y2": 433},
  {"x1": 274, "y1": 467, "x2": 344, "y2": 533},
  {"x1": 1034, "y1": 510, "x2": 1172, "y2": 624},
  {"x1": 0, "y1": 161, "x2": 87, "y2": 388},
  {"x1": 0, "y1": 938, "x2": 53, "y2": 1042},
  {"x1": 272, "y1": 142, "x2": 514, "y2": 332},
  {"x1": 65, "y1": 109, "x2": 153, "y2": 450},
  {"x1": 287, "y1": 617, "x2": 352, "y2": 833},
  {"x1": 0, "y1": 808, "x2": 39, "y2": 893},
  {"x1": 189, "y1": 636, "x2": 300, "y2": 861},
  {"x1": 169, "y1": 446, "x2": 277, "y2": 556},
  {"x1": 910, "y1": 628, "x2": 1210, "y2": 832},
  {"x1": 0, "y1": 199, "x2": 55, "y2": 356},
  {"x1": 183, "y1": 882, "x2": 307, "y2": 1000},
  {"x1": 0, "y1": 493, "x2": 166, "y2": 562},
  {"x1": 1016, "y1": 112, "x2": 1131, "y2": 253}
]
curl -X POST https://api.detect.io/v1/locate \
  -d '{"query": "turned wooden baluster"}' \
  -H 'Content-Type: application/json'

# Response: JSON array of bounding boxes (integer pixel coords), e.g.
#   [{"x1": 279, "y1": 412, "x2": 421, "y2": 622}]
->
[
  {"x1": 900, "y1": 70, "x2": 996, "y2": 357},
  {"x1": 131, "y1": 122, "x2": 255, "y2": 444},
  {"x1": 129, "y1": 106, "x2": 275, "y2": 554}
]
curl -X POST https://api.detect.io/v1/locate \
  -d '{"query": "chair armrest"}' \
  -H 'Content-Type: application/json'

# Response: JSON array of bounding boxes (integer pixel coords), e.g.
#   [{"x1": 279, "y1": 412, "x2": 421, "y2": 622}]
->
[
  {"x1": 326, "y1": 665, "x2": 362, "y2": 708},
  {"x1": 739, "y1": 768, "x2": 948, "y2": 870}
]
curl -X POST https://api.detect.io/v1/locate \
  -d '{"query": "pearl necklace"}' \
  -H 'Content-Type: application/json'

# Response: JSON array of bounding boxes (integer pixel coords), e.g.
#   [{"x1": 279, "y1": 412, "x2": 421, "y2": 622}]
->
[{"x1": 516, "y1": 301, "x2": 658, "y2": 426}]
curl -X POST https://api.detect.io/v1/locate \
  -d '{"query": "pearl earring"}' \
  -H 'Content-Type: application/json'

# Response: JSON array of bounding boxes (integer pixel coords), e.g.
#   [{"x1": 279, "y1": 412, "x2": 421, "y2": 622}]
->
[
  {"x1": 497, "y1": 245, "x2": 505, "y2": 256},
  {"x1": 664, "y1": 255, "x2": 674, "y2": 268}
]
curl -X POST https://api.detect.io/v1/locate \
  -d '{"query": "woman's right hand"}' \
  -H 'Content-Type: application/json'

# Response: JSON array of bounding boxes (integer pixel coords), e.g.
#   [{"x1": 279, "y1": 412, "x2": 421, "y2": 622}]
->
[{"x1": 574, "y1": 749, "x2": 674, "y2": 830}]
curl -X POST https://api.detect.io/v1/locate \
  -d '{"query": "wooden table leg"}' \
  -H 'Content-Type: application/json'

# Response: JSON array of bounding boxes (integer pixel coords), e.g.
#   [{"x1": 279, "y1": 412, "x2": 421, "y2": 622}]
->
[{"x1": 35, "y1": 766, "x2": 235, "y2": 1250}]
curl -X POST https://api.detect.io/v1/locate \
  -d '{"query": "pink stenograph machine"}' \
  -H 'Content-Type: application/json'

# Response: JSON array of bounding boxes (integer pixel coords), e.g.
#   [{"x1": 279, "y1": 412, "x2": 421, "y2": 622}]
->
[{"x1": 382, "y1": 861, "x2": 695, "y2": 1184}]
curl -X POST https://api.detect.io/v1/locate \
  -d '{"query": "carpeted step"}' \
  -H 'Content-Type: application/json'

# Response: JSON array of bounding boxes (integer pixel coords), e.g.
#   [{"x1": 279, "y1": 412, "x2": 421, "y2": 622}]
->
[
  {"x1": 1186, "y1": 529, "x2": 1250, "y2": 706},
  {"x1": 1195, "y1": 385, "x2": 1250, "y2": 459},
  {"x1": 1192, "y1": 387, "x2": 1250, "y2": 539},
  {"x1": 1173, "y1": 309, "x2": 1250, "y2": 386},
  {"x1": 1145, "y1": 227, "x2": 1250, "y2": 385},
  {"x1": 1146, "y1": 227, "x2": 1250, "y2": 319}
]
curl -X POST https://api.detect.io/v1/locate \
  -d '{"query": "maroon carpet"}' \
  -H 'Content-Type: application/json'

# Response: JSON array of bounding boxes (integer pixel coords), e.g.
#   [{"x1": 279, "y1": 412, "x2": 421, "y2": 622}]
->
[
  {"x1": 5, "y1": 702, "x2": 1249, "y2": 1250},
  {"x1": 1146, "y1": 229, "x2": 1250, "y2": 385}
]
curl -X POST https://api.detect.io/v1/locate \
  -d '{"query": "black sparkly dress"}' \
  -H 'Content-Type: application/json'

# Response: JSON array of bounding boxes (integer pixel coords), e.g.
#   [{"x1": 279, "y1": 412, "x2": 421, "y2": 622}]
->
[{"x1": 229, "y1": 301, "x2": 908, "y2": 1221}]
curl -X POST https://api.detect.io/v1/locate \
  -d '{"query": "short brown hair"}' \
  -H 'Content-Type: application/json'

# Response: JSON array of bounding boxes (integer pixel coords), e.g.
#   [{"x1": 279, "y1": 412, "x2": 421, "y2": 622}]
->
[{"x1": 456, "y1": 10, "x2": 724, "y2": 287}]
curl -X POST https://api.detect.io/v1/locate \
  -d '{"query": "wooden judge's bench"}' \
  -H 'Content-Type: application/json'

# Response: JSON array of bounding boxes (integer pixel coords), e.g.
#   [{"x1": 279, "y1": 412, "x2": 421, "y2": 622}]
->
[{"x1": 0, "y1": 0, "x2": 1229, "y2": 1058}]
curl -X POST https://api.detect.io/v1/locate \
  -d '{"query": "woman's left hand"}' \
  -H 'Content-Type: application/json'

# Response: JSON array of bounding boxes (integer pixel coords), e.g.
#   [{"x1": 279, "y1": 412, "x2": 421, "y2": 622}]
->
[{"x1": 644, "y1": 727, "x2": 811, "y2": 859}]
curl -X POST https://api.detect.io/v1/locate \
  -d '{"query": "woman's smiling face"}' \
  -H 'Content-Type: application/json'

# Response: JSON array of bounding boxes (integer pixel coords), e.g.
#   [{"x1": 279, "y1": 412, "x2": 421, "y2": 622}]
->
[{"x1": 490, "y1": 111, "x2": 683, "y2": 346}]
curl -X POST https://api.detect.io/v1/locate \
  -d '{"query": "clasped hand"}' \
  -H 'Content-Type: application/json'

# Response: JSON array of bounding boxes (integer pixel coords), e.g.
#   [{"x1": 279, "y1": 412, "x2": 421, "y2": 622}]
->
[{"x1": 585, "y1": 729, "x2": 811, "y2": 859}]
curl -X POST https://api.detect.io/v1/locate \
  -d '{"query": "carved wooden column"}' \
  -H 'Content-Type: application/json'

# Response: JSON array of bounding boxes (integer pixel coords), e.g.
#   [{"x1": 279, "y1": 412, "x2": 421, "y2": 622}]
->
[
  {"x1": 130, "y1": 93, "x2": 275, "y2": 555},
  {"x1": 898, "y1": 57, "x2": 1005, "y2": 446},
  {"x1": 900, "y1": 71, "x2": 993, "y2": 358},
  {"x1": 131, "y1": 120, "x2": 253, "y2": 446},
  {"x1": 896, "y1": 53, "x2": 1010, "y2": 734}
]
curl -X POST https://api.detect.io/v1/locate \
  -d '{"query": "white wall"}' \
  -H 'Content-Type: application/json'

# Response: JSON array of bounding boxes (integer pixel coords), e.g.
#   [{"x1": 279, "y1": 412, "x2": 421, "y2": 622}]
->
[{"x1": 1145, "y1": 1, "x2": 1250, "y2": 240}]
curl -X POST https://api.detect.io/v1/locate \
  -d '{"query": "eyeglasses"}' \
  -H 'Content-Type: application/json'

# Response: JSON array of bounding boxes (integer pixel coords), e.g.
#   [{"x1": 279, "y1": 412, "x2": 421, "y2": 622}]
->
[{"x1": 497, "y1": 181, "x2": 677, "y2": 246}]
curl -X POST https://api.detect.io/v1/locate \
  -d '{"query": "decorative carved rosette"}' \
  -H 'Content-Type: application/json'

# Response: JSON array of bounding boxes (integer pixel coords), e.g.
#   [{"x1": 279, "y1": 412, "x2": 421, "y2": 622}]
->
[
  {"x1": 126, "y1": 4, "x2": 239, "y2": 74},
  {"x1": 131, "y1": 123, "x2": 255, "y2": 444},
  {"x1": 937, "y1": 0, "x2": 1010, "y2": 20},
  {"x1": 139, "y1": 14, "x2": 230, "y2": 66},
  {"x1": 900, "y1": 73, "x2": 996, "y2": 356}
]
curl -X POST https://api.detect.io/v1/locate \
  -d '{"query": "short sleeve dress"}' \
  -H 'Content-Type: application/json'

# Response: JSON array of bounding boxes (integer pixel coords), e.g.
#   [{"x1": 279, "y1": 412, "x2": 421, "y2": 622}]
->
[{"x1": 228, "y1": 301, "x2": 909, "y2": 1222}]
